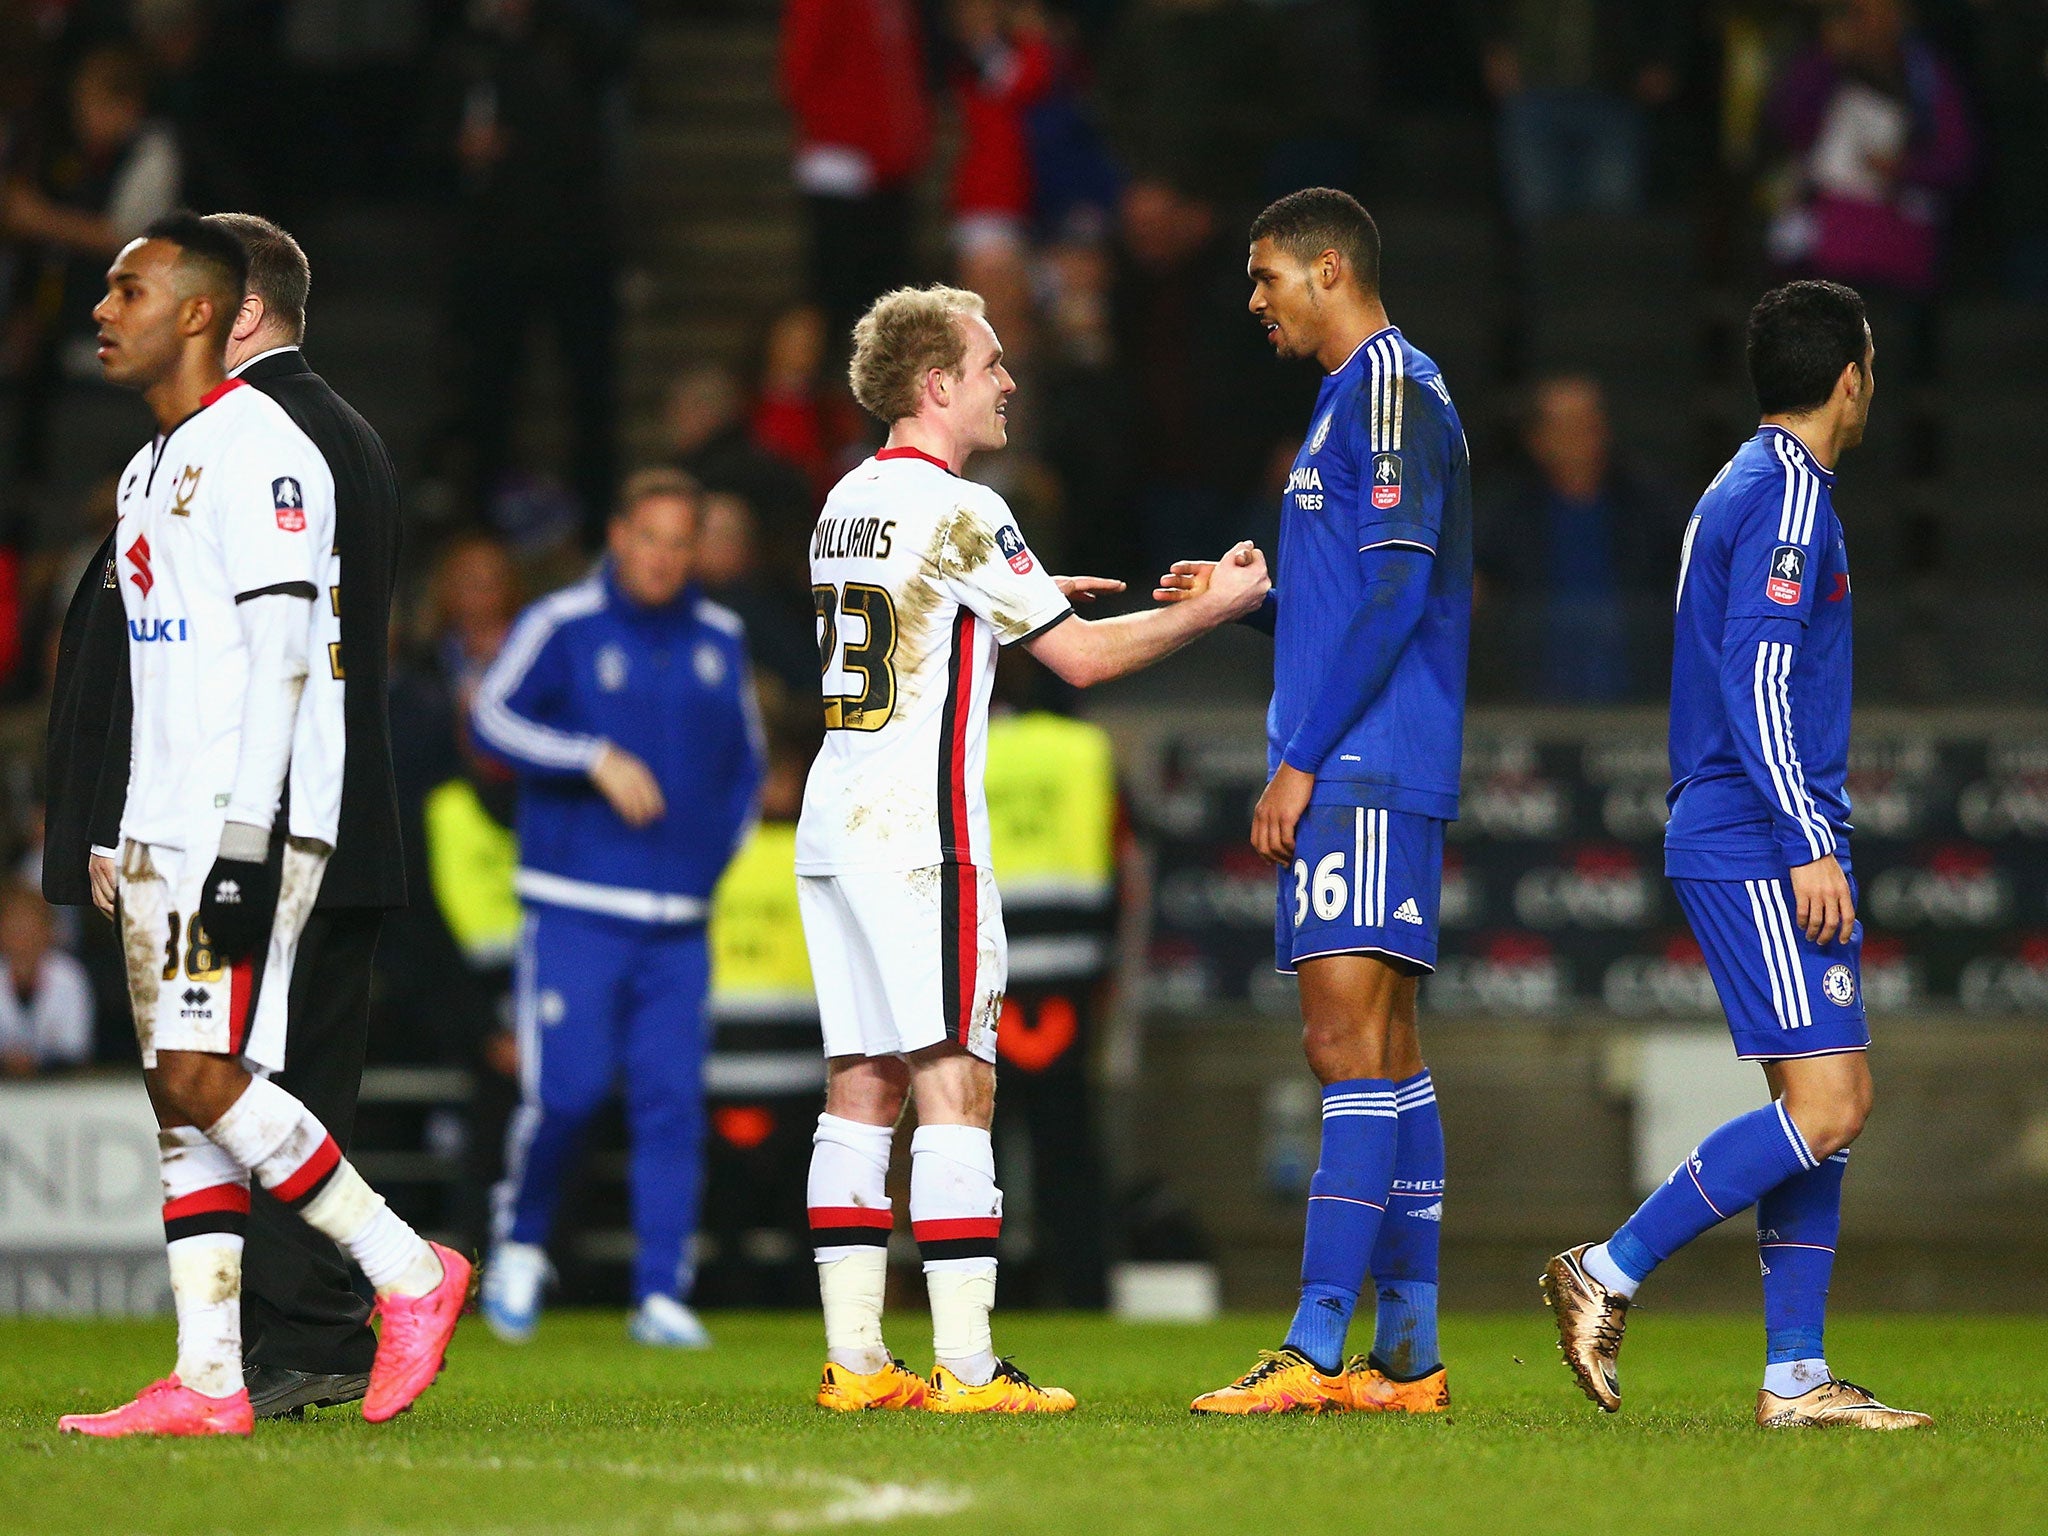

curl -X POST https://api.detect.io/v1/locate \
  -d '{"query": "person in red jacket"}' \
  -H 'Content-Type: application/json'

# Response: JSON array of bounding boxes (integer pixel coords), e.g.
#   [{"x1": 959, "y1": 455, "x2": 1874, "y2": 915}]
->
[
  {"x1": 946, "y1": 0, "x2": 1054, "y2": 259},
  {"x1": 779, "y1": 0, "x2": 932, "y2": 347}
]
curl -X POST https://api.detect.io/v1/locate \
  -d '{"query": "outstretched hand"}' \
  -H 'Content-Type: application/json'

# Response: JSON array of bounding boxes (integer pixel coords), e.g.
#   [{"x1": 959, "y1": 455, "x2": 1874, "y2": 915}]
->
[{"x1": 1055, "y1": 575, "x2": 1126, "y2": 604}]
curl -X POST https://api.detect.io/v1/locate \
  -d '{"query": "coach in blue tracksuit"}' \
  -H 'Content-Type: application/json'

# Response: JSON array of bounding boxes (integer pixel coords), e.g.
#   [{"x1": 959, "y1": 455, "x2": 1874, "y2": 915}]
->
[{"x1": 471, "y1": 469, "x2": 764, "y2": 1348}]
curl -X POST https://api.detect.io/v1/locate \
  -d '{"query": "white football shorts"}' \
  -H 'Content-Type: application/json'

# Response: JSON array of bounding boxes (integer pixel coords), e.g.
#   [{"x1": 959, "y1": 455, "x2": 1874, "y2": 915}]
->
[
  {"x1": 118, "y1": 834, "x2": 329, "y2": 1073},
  {"x1": 797, "y1": 864, "x2": 1007, "y2": 1064}
]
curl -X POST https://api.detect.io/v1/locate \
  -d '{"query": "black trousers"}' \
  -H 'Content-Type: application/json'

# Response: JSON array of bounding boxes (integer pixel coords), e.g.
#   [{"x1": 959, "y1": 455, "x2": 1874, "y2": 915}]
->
[{"x1": 240, "y1": 907, "x2": 384, "y2": 1374}]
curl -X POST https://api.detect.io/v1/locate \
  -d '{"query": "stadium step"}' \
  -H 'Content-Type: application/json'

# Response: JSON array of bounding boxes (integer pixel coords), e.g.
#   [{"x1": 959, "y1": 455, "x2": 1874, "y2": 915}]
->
[{"x1": 621, "y1": 0, "x2": 806, "y2": 439}]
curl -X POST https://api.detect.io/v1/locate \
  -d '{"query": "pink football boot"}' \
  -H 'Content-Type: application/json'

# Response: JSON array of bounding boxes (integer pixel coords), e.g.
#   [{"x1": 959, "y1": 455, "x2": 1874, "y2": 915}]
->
[
  {"x1": 59, "y1": 1376, "x2": 254, "y2": 1437},
  {"x1": 363, "y1": 1242, "x2": 474, "y2": 1423}
]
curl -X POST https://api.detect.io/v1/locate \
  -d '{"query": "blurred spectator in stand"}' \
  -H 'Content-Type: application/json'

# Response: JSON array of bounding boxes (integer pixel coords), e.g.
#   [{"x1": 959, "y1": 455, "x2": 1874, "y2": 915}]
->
[
  {"x1": 695, "y1": 489, "x2": 817, "y2": 705},
  {"x1": 1764, "y1": 0, "x2": 1972, "y2": 390},
  {"x1": 666, "y1": 362, "x2": 815, "y2": 590},
  {"x1": 945, "y1": 0, "x2": 1054, "y2": 347},
  {"x1": 1036, "y1": 237, "x2": 1132, "y2": 580},
  {"x1": 779, "y1": 0, "x2": 931, "y2": 348},
  {"x1": 380, "y1": 532, "x2": 526, "y2": 1238},
  {"x1": 1475, "y1": 0, "x2": 1682, "y2": 223},
  {"x1": 437, "y1": 0, "x2": 628, "y2": 545},
  {"x1": 0, "y1": 880, "x2": 93, "y2": 1076},
  {"x1": 1020, "y1": 7, "x2": 1120, "y2": 246},
  {"x1": 1112, "y1": 177, "x2": 1302, "y2": 581},
  {"x1": 1981, "y1": 0, "x2": 2048, "y2": 299},
  {"x1": 748, "y1": 304, "x2": 836, "y2": 497},
  {"x1": 1474, "y1": 374, "x2": 1683, "y2": 702},
  {"x1": 2, "y1": 46, "x2": 178, "y2": 503}
]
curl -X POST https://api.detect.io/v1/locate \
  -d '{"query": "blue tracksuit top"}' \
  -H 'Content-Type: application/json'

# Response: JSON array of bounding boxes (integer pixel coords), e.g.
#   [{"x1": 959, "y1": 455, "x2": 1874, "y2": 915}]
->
[{"x1": 472, "y1": 565, "x2": 765, "y2": 923}]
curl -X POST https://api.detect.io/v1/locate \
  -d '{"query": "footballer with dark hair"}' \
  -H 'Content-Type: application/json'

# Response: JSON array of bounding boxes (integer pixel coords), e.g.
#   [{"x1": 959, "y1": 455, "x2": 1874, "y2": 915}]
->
[
  {"x1": 51, "y1": 214, "x2": 465, "y2": 1438},
  {"x1": 1162, "y1": 187, "x2": 1472, "y2": 1416},
  {"x1": 1542, "y1": 280, "x2": 1931, "y2": 1431}
]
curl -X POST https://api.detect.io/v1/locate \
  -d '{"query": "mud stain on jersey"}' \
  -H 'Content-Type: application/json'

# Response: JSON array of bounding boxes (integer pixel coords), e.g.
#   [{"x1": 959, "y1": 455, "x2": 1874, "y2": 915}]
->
[
  {"x1": 273, "y1": 838, "x2": 331, "y2": 948},
  {"x1": 903, "y1": 865, "x2": 944, "y2": 905}
]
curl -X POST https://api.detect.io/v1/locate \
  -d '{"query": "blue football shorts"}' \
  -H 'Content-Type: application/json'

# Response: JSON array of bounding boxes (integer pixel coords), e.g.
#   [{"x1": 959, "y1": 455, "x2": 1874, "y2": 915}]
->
[
  {"x1": 1672, "y1": 874, "x2": 1870, "y2": 1060},
  {"x1": 1275, "y1": 804, "x2": 1444, "y2": 976}
]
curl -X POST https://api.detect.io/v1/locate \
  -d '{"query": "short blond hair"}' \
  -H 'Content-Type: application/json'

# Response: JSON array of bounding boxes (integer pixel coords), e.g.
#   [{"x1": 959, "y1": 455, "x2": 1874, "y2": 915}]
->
[{"x1": 848, "y1": 285, "x2": 986, "y2": 424}]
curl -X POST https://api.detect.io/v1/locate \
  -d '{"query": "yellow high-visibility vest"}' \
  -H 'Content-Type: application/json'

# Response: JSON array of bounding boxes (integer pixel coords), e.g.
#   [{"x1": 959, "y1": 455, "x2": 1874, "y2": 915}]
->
[
  {"x1": 984, "y1": 710, "x2": 1117, "y2": 908},
  {"x1": 423, "y1": 778, "x2": 521, "y2": 966},
  {"x1": 708, "y1": 820, "x2": 814, "y2": 1014}
]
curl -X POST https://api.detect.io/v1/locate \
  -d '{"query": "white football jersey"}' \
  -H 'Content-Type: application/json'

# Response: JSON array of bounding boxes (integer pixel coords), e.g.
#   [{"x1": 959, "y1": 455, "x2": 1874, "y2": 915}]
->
[
  {"x1": 113, "y1": 379, "x2": 345, "y2": 850},
  {"x1": 795, "y1": 448, "x2": 1071, "y2": 874}
]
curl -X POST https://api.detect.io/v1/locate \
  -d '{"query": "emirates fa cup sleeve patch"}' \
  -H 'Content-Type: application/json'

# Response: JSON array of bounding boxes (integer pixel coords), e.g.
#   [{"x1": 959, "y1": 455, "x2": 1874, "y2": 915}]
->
[
  {"x1": 1371, "y1": 452, "x2": 1403, "y2": 509},
  {"x1": 273, "y1": 477, "x2": 306, "y2": 532},
  {"x1": 1767, "y1": 544, "x2": 1805, "y2": 605},
  {"x1": 998, "y1": 524, "x2": 1035, "y2": 574}
]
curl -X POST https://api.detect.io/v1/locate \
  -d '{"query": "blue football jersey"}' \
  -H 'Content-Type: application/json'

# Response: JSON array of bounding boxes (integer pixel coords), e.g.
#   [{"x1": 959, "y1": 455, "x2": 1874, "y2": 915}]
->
[
  {"x1": 1666, "y1": 425, "x2": 1853, "y2": 879},
  {"x1": 1269, "y1": 327, "x2": 1473, "y2": 820}
]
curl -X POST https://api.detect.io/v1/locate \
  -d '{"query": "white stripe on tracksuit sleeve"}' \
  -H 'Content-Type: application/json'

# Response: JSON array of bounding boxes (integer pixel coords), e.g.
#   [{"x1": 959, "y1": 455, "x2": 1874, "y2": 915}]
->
[{"x1": 472, "y1": 588, "x2": 607, "y2": 774}]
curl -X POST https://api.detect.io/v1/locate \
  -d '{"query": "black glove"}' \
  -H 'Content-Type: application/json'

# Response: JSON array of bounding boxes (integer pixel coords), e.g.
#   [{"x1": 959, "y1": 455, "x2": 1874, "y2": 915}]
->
[{"x1": 197, "y1": 836, "x2": 277, "y2": 964}]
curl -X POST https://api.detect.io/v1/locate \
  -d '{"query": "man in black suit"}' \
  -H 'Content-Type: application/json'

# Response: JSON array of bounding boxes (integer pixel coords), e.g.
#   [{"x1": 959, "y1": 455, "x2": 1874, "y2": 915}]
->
[{"x1": 43, "y1": 213, "x2": 407, "y2": 1418}]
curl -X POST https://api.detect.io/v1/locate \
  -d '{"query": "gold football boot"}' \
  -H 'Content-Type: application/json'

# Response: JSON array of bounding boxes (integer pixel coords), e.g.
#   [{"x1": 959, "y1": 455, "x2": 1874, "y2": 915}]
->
[
  {"x1": 1757, "y1": 1378, "x2": 1933, "y2": 1430},
  {"x1": 1540, "y1": 1244, "x2": 1630, "y2": 1412}
]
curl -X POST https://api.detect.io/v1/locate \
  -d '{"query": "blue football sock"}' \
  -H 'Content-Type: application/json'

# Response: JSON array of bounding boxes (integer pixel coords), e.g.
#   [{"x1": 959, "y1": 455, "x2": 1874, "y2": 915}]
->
[
  {"x1": 1607, "y1": 1100, "x2": 1819, "y2": 1288},
  {"x1": 1758, "y1": 1146, "x2": 1848, "y2": 1365},
  {"x1": 1369, "y1": 1069, "x2": 1445, "y2": 1377},
  {"x1": 1284, "y1": 1079, "x2": 1399, "y2": 1374}
]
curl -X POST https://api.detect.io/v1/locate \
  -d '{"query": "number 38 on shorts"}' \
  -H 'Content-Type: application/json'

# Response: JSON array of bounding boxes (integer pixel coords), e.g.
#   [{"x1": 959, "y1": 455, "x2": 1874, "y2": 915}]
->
[{"x1": 1273, "y1": 804, "x2": 1446, "y2": 978}]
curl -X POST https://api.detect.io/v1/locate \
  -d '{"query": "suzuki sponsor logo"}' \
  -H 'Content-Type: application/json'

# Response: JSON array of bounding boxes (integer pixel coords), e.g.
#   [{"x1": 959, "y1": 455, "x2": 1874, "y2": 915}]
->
[
  {"x1": 1514, "y1": 845, "x2": 1657, "y2": 930},
  {"x1": 128, "y1": 618, "x2": 187, "y2": 643},
  {"x1": 1866, "y1": 845, "x2": 2012, "y2": 928}
]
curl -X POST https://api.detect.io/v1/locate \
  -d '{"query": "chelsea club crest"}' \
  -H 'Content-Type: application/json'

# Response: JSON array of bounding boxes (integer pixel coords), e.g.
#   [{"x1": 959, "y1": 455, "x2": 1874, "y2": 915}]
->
[{"x1": 1308, "y1": 410, "x2": 1333, "y2": 456}]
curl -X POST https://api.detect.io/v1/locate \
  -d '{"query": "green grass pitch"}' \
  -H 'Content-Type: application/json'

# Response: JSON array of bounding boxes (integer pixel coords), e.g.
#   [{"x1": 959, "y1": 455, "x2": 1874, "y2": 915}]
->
[{"x1": 3, "y1": 1312, "x2": 2044, "y2": 1535}]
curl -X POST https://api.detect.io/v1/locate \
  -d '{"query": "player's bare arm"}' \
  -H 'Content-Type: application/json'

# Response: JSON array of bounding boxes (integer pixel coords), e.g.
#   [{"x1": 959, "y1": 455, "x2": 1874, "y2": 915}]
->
[{"x1": 1026, "y1": 541, "x2": 1269, "y2": 688}]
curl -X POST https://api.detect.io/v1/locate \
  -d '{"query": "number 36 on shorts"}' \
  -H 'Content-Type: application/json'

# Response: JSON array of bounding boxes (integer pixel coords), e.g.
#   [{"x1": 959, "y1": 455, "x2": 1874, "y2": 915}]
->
[{"x1": 1273, "y1": 804, "x2": 1446, "y2": 976}]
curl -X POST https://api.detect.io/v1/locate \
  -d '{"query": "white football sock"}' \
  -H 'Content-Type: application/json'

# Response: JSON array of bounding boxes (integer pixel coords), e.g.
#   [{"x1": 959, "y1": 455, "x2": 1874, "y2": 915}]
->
[
  {"x1": 1763, "y1": 1358, "x2": 1831, "y2": 1397},
  {"x1": 1583, "y1": 1241, "x2": 1641, "y2": 1300},
  {"x1": 206, "y1": 1075, "x2": 442, "y2": 1296},
  {"x1": 911, "y1": 1124, "x2": 1001, "y2": 1387},
  {"x1": 158, "y1": 1126, "x2": 249, "y2": 1399},
  {"x1": 808, "y1": 1114, "x2": 897, "y2": 1374}
]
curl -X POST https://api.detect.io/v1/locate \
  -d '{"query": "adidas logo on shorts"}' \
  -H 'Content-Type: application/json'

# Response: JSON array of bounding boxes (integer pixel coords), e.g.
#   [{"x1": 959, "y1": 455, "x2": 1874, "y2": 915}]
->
[{"x1": 1392, "y1": 897, "x2": 1423, "y2": 925}]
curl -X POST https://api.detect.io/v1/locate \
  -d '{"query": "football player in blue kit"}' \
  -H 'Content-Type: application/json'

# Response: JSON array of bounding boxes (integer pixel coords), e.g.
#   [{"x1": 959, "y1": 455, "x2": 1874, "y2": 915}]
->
[
  {"x1": 1543, "y1": 281, "x2": 1931, "y2": 1430},
  {"x1": 1161, "y1": 188, "x2": 1472, "y2": 1414}
]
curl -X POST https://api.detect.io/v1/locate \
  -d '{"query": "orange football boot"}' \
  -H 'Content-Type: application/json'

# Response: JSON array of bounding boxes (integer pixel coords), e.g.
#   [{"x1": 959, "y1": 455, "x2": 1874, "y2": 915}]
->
[
  {"x1": 1190, "y1": 1349, "x2": 1350, "y2": 1415},
  {"x1": 1344, "y1": 1356, "x2": 1450, "y2": 1413},
  {"x1": 816, "y1": 1358, "x2": 930, "y2": 1411}
]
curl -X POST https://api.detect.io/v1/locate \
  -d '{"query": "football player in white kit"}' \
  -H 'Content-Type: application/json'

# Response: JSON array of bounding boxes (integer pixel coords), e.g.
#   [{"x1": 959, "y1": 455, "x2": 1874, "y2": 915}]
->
[
  {"x1": 801, "y1": 284, "x2": 1271, "y2": 1412},
  {"x1": 58, "y1": 215, "x2": 469, "y2": 1439}
]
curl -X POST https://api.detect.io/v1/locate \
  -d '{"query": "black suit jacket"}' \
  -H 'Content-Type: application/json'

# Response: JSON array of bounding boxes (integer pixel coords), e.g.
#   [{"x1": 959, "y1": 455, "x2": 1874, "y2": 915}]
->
[{"x1": 43, "y1": 349, "x2": 408, "y2": 909}]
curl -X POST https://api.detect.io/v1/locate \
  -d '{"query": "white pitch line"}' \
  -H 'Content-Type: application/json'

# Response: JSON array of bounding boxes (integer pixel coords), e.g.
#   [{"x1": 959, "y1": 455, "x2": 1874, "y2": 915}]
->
[{"x1": 219, "y1": 1447, "x2": 969, "y2": 1536}]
